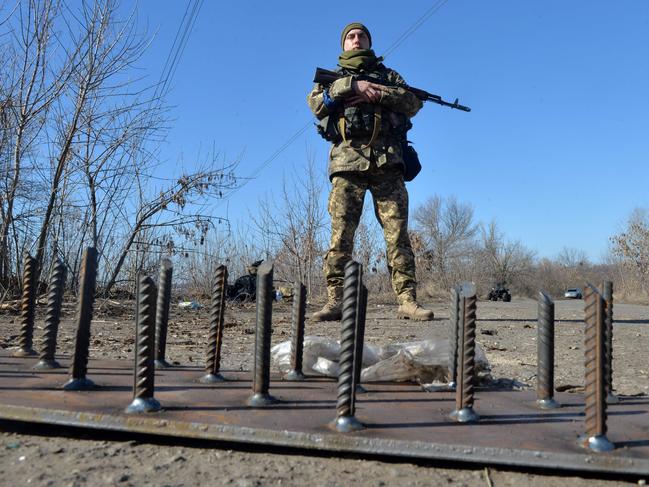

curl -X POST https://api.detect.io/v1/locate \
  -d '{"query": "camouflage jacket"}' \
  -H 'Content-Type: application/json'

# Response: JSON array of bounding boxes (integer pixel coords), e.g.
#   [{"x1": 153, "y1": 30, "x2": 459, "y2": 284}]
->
[{"x1": 307, "y1": 64, "x2": 422, "y2": 179}]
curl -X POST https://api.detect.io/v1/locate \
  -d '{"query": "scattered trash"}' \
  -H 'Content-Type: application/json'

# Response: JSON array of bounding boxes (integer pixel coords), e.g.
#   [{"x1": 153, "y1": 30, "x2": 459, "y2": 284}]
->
[
  {"x1": 271, "y1": 336, "x2": 489, "y2": 384},
  {"x1": 177, "y1": 301, "x2": 202, "y2": 310}
]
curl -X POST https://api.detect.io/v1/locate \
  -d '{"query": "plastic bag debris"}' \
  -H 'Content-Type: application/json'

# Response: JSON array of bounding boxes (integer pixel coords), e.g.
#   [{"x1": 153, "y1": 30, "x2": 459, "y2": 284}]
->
[
  {"x1": 271, "y1": 336, "x2": 489, "y2": 384},
  {"x1": 177, "y1": 301, "x2": 203, "y2": 310}
]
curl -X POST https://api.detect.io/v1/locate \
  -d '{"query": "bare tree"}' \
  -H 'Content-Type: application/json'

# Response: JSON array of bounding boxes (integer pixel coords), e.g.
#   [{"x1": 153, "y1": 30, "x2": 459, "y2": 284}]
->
[
  {"x1": 610, "y1": 207, "x2": 649, "y2": 294},
  {"x1": 477, "y1": 220, "x2": 536, "y2": 294},
  {"x1": 251, "y1": 152, "x2": 327, "y2": 295},
  {"x1": 412, "y1": 195, "x2": 478, "y2": 291}
]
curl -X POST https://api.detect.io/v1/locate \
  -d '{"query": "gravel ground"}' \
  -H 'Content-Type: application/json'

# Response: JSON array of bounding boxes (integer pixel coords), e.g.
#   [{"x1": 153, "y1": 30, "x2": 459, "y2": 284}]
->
[{"x1": 0, "y1": 296, "x2": 647, "y2": 486}]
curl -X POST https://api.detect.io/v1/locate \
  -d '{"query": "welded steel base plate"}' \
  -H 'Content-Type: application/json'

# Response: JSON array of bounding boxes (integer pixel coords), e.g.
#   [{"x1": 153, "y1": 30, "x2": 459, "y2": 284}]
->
[{"x1": 1, "y1": 352, "x2": 648, "y2": 476}]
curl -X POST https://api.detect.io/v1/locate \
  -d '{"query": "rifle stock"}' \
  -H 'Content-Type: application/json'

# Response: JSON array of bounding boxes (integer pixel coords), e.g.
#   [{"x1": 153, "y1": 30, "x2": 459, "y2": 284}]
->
[{"x1": 313, "y1": 67, "x2": 471, "y2": 112}]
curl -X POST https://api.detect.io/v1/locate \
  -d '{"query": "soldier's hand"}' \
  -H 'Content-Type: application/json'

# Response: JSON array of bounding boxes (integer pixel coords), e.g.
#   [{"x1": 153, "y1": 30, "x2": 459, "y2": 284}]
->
[{"x1": 352, "y1": 80, "x2": 385, "y2": 103}]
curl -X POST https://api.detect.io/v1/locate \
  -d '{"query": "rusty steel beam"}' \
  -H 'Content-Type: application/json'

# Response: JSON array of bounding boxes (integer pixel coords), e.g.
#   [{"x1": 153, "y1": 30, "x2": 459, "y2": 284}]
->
[
  {"x1": 248, "y1": 261, "x2": 278, "y2": 407},
  {"x1": 286, "y1": 282, "x2": 306, "y2": 381},
  {"x1": 34, "y1": 258, "x2": 67, "y2": 370},
  {"x1": 537, "y1": 291, "x2": 559, "y2": 409},
  {"x1": 201, "y1": 265, "x2": 228, "y2": 383},
  {"x1": 63, "y1": 247, "x2": 98, "y2": 391},
  {"x1": 154, "y1": 258, "x2": 173, "y2": 369}
]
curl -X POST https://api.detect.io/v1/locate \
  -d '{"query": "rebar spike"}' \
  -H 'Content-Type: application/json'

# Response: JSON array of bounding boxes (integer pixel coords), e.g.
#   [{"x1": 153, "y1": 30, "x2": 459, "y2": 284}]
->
[
  {"x1": 35, "y1": 259, "x2": 67, "y2": 369},
  {"x1": 15, "y1": 253, "x2": 37, "y2": 357},
  {"x1": 286, "y1": 282, "x2": 307, "y2": 381},
  {"x1": 247, "y1": 261, "x2": 278, "y2": 406},
  {"x1": 63, "y1": 247, "x2": 98, "y2": 391},
  {"x1": 332, "y1": 261, "x2": 364, "y2": 432},
  {"x1": 581, "y1": 284, "x2": 613, "y2": 451},
  {"x1": 201, "y1": 265, "x2": 228, "y2": 383},
  {"x1": 536, "y1": 291, "x2": 559, "y2": 409},
  {"x1": 154, "y1": 258, "x2": 173, "y2": 369},
  {"x1": 126, "y1": 275, "x2": 160, "y2": 413}
]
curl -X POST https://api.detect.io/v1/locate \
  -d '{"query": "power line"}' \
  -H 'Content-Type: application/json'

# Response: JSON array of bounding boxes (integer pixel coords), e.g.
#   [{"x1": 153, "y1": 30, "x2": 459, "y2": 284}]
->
[{"x1": 382, "y1": 0, "x2": 451, "y2": 60}]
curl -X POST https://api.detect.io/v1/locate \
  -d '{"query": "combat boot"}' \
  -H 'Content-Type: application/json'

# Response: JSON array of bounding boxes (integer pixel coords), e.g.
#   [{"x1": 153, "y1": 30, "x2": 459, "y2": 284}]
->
[
  {"x1": 396, "y1": 300, "x2": 435, "y2": 321},
  {"x1": 312, "y1": 286, "x2": 343, "y2": 322}
]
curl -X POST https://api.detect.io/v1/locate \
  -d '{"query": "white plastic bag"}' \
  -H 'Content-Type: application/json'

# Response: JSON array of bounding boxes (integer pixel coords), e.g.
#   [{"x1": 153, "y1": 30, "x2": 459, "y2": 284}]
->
[{"x1": 271, "y1": 335, "x2": 489, "y2": 383}]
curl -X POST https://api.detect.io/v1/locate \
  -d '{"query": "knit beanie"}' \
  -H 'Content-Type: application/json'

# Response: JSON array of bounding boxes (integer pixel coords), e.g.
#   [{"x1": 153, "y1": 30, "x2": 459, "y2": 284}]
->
[{"x1": 340, "y1": 22, "x2": 372, "y2": 49}]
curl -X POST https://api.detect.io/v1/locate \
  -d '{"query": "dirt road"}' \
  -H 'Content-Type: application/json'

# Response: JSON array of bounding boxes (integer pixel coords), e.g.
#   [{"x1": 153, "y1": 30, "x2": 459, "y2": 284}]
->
[{"x1": 0, "y1": 297, "x2": 646, "y2": 486}]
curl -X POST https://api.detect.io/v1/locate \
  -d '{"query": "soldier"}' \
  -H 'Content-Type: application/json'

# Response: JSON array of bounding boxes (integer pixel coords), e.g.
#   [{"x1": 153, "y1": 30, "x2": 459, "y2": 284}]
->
[{"x1": 307, "y1": 22, "x2": 434, "y2": 322}]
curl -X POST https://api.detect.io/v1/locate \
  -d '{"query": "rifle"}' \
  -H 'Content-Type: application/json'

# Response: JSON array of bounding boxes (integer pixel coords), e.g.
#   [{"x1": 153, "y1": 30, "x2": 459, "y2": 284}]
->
[{"x1": 313, "y1": 67, "x2": 471, "y2": 112}]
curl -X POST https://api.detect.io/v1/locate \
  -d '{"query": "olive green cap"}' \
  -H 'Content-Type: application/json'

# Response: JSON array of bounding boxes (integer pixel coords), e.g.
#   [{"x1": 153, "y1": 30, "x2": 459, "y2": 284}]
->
[{"x1": 340, "y1": 22, "x2": 372, "y2": 49}]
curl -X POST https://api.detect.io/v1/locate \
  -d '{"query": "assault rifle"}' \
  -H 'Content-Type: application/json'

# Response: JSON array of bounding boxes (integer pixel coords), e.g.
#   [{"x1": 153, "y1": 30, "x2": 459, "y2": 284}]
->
[{"x1": 313, "y1": 67, "x2": 471, "y2": 112}]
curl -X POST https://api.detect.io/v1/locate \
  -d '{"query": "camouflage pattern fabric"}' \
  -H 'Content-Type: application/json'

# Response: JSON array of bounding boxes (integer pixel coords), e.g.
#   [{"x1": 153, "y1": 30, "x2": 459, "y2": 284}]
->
[
  {"x1": 324, "y1": 163, "x2": 416, "y2": 304},
  {"x1": 308, "y1": 62, "x2": 422, "y2": 304},
  {"x1": 307, "y1": 65, "x2": 423, "y2": 179}
]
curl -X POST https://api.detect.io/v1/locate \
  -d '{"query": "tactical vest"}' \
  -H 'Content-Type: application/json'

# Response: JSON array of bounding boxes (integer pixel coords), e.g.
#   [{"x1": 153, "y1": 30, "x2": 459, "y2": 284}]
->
[{"x1": 317, "y1": 66, "x2": 411, "y2": 144}]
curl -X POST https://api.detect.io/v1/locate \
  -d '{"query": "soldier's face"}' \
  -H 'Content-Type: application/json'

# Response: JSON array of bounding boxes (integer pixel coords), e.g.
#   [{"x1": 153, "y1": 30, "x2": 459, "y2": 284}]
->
[{"x1": 343, "y1": 29, "x2": 370, "y2": 51}]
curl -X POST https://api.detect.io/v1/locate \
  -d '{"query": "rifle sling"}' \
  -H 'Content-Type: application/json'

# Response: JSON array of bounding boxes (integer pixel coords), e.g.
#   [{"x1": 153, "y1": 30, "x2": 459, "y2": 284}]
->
[{"x1": 338, "y1": 106, "x2": 382, "y2": 150}]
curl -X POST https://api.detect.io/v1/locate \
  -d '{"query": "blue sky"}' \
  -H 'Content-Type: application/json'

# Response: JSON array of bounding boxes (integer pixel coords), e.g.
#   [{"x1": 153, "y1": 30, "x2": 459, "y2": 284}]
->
[{"x1": 133, "y1": 1, "x2": 649, "y2": 262}]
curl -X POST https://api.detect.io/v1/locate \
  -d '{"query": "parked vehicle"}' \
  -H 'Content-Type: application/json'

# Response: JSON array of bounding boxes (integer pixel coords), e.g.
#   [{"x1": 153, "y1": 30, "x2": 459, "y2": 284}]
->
[
  {"x1": 564, "y1": 288, "x2": 583, "y2": 299},
  {"x1": 488, "y1": 283, "x2": 511, "y2": 302}
]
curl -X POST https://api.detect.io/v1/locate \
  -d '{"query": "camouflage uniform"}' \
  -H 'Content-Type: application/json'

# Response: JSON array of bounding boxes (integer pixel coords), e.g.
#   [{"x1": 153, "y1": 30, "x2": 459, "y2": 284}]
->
[{"x1": 307, "y1": 65, "x2": 423, "y2": 305}]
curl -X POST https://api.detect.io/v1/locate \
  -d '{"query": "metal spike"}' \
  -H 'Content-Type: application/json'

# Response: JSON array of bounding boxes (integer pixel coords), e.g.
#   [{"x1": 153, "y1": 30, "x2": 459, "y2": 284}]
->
[
  {"x1": 34, "y1": 259, "x2": 67, "y2": 369},
  {"x1": 14, "y1": 253, "x2": 37, "y2": 357},
  {"x1": 125, "y1": 275, "x2": 161, "y2": 413},
  {"x1": 285, "y1": 282, "x2": 307, "y2": 381},
  {"x1": 580, "y1": 284, "x2": 614, "y2": 452},
  {"x1": 450, "y1": 286, "x2": 479, "y2": 423},
  {"x1": 63, "y1": 248, "x2": 98, "y2": 391},
  {"x1": 154, "y1": 259, "x2": 173, "y2": 369},
  {"x1": 332, "y1": 261, "x2": 364, "y2": 432},
  {"x1": 602, "y1": 281, "x2": 619, "y2": 404},
  {"x1": 448, "y1": 286, "x2": 461, "y2": 389},
  {"x1": 537, "y1": 291, "x2": 560, "y2": 409},
  {"x1": 201, "y1": 265, "x2": 228, "y2": 383},
  {"x1": 247, "y1": 261, "x2": 278, "y2": 406}
]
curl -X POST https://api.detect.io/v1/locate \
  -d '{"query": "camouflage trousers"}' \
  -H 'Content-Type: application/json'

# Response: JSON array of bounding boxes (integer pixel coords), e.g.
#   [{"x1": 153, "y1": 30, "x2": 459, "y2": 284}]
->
[{"x1": 324, "y1": 164, "x2": 417, "y2": 304}]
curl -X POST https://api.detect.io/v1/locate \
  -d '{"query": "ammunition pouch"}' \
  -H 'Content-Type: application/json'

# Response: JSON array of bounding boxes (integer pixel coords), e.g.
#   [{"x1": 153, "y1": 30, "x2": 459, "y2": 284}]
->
[
  {"x1": 401, "y1": 140, "x2": 421, "y2": 182},
  {"x1": 316, "y1": 115, "x2": 341, "y2": 143}
]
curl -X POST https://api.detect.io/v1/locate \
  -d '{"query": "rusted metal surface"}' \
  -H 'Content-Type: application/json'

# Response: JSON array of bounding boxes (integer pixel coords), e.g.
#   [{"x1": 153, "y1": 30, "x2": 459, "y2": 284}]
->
[
  {"x1": 335, "y1": 260, "x2": 363, "y2": 432},
  {"x1": 125, "y1": 275, "x2": 160, "y2": 414},
  {"x1": 154, "y1": 259, "x2": 173, "y2": 369},
  {"x1": 286, "y1": 282, "x2": 306, "y2": 381},
  {"x1": 63, "y1": 247, "x2": 98, "y2": 391},
  {"x1": 1, "y1": 352, "x2": 649, "y2": 476},
  {"x1": 582, "y1": 284, "x2": 614, "y2": 452},
  {"x1": 15, "y1": 253, "x2": 37, "y2": 357},
  {"x1": 537, "y1": 292, "x2": 559, "y2": 409},
  {"x1": 201, "y1": 265, "x2": 228, "y2": 383},
  {"x1": 248, "y1": 261, "x2": 277, "y2": 406},
  {"x1": 34, "y1": 258, "x2": 67, "y2": 370},
  {"x1": 602, "y1": 281, "x2": 619, "y2": 404}
]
